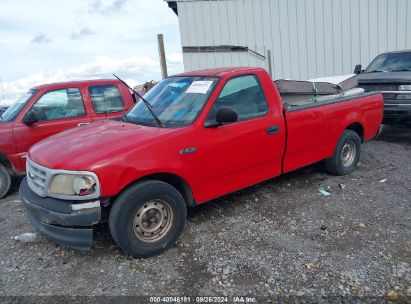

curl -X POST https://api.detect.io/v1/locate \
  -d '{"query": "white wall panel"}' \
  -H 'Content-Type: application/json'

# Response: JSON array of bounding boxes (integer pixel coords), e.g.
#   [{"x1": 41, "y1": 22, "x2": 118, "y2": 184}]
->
[
  {"x1": 323, "y1": 0, "x2": 334, "y2": 75},
  {"x1": 378, "y1": 0, "x2": 388, "y2": 53},
  {"x1": 313, "y1": 0, "x2": 326, "y2": 77},
  {"x1": 305, "y1": 0, "x2": 317, "y2": 78},
  {"x1": 387, "y1": 0, "x2": 397, "y2": 50},
  {"x1": 287, "y1": 0, "x2": 300, "y2": 79},
  {"x1": 341, "y1": 0, "x2": 352, "y2": 75},
  {"x1": 369, "y1": 0, "x2": 379, "y2": 60},
  {"x1": 296, "y1": 0, "x2": 308, "y2": 80},
  {"x1": 270, "y1": 0, "x2": 284, "y2": 77},
  {"x1": 397, "y1": 0, "x2": 407, "y2": 50},
  {"x1": 201, "y1": 0, "x2": 216, "y2": 68},
  {"x1": 175, "y1": 0, "x2": 411, "y2": 79},
  {"x1": 332, "y1": 0, "x2": 343, "y2": 75}
]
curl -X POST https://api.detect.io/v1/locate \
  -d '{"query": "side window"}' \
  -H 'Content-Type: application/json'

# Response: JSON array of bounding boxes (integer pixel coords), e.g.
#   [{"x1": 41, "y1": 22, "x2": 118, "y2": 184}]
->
[
  {"x1": 206, "y1": 75, "x2": 268, "y2": 122},
  {"x1": 30, "y1": 88, "x2": 85, "y2": 122},
  {"x1": 89, "y1": 85, "x2": 124, "y2": 114}
]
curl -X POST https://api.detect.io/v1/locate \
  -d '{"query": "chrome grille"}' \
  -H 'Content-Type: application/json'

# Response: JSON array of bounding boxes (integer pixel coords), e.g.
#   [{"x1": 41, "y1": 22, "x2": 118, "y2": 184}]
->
[
  {"x1": 25, "y1": 157, "x2": 100, "y2": 200},
  {"x1": 27, "y1": 158, "x2": 48, "y2": 197}
]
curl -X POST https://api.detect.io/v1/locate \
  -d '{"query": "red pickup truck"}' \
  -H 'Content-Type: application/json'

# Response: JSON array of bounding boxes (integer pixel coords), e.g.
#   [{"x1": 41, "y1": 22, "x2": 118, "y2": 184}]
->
[
  {"x1": 0, "y1": 79, "x2": 135, "y2": 198},
  {"x1": 20, "y1": 67, "x2": 383, "y2": 257}
]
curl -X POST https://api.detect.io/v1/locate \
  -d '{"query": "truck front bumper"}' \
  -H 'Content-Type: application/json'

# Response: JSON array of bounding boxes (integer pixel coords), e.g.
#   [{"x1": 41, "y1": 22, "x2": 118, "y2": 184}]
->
[
  {"x1": 383, "y1": 100, "x2": 411, "y2": 127},
  {"x1": 19, "y1": 177, "x2": 101, "y2": 250}
]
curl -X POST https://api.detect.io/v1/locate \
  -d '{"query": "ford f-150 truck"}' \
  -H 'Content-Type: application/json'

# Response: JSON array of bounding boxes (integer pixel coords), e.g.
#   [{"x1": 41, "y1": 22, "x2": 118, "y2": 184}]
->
[
  {"x1": 20, "y1": 67, "x2": 383, "y2": 257},
  {"x1": 0, "y1": 79, "x2": 136, "y2": 198}
]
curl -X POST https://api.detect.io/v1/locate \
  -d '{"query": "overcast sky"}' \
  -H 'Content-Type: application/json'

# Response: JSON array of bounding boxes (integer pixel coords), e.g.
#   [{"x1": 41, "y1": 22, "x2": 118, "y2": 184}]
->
[{"x1": 0, "y1": 0, "x2": 183, "y2": 105}]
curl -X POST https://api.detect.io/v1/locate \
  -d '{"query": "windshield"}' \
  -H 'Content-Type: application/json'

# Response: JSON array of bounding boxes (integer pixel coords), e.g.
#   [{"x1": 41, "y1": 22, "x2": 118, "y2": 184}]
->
[
  {"x1": 0, "y1": 89, "x2": 37, "y2": 122},
  {"x1": 126, "y1": 76, "x2": 218, "y2": 127},
  {"x1": 365, "y1": 52, "x2": 411, "y2": 73}
]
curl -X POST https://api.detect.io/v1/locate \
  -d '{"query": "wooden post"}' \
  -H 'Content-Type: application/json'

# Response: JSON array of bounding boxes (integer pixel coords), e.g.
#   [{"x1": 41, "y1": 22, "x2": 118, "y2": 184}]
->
[
  {"x1": 267, "y1": 49, "x2": 273, "y2": 79},
  {"x1": 157, "y1": 34, "x2": 168, "y2": 79}
]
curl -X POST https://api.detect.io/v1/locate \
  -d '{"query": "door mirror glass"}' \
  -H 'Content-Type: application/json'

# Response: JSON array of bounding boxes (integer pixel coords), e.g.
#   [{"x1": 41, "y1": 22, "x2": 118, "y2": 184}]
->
[
  {"x1": 216, "y1": 107, "x2": 238, "y2": 124},
  {"x1": 23, "y1": 110, "x2": 38, "y2": 125},
  {"x1": 354, "y1": 64, "x2": 362, "y2": 74}
]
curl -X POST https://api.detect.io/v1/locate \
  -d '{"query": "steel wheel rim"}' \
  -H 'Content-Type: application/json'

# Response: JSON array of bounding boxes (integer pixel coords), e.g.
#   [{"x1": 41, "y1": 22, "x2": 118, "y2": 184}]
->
[
  {"x1": 133, "y1": 199, "x2": 173, "y2": 242},
  {"x1": 341, "y1": 141, "x2": 356, "y2": 167},
  {"x1": 0, "y1": 169, "x2": 7, "y2": 189}
]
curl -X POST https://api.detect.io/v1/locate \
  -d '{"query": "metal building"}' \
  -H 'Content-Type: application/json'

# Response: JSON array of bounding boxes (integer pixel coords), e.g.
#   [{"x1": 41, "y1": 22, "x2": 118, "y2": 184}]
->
[{"x1": 166, "y1": 0, "x2": 411, "y2": 80}]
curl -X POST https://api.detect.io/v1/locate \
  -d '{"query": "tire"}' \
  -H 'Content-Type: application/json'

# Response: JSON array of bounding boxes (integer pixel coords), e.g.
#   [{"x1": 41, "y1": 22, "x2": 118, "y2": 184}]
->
[
  {"x1": 0, "y1": 164, "x2": 11, "y2": 199},
  {"x1": 325, "y1": 130, "x2": 361, "y2": 176},
  {"x1": 109, "y1": 180, "x2": 187, "y2": 257}
]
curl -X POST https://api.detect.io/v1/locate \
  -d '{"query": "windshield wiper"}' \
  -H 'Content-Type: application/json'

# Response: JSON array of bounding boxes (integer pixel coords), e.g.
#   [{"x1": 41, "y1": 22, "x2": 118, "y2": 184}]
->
[
  {"x1": 391, "y1": 68, "x2": 411, "y2": 72},
  {"x1": 366, "y1": 69, "x2": 388, "y2": 73},
  {"x1": 113, "y1": 74, "x2": 166, "y2": 128}
]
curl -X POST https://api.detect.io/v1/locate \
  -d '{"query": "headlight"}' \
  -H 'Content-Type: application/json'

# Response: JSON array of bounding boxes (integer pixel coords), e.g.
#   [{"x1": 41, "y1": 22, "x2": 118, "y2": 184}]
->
[
  {"x1": 49, "y1": 174, "x2": 97, "y2": 196},
  {"x1": 397, "y1": 94, "x2": 411, "y2": 100},
  {"x1": 398, "y1": 84, "x2": 411, "y2": 91},
  {"x1": 73, "y1": 176, "x2": 97, "y2": 195}
]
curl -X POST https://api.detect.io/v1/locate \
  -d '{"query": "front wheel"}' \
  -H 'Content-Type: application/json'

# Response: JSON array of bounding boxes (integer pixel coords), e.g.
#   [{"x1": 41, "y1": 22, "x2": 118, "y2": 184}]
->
[
  {"x1": 0, "y1": 164, "x2": 11, "y2": 199},
  {"x1": 109, "y1": 180, "x2": 187, "y2": 257},
  {"x1": 325, "y1": 130, "x2": 361, "y2": 176}
]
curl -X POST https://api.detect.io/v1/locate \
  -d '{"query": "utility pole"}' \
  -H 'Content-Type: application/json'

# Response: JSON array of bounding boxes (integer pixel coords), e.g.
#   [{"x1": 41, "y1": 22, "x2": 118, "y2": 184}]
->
[
  {"x1": 157, "y1": 34, "x2": 168, "y2": 79},
  {"x1": 267, "y1": 50, "x2": 273, "y2": 79}
]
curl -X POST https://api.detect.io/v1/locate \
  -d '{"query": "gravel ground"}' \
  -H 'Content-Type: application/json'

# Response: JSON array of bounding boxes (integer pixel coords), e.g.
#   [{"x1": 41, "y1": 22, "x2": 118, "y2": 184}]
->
[{"x1": 0, "y1": 126, "x2": 410, "y2": 302}]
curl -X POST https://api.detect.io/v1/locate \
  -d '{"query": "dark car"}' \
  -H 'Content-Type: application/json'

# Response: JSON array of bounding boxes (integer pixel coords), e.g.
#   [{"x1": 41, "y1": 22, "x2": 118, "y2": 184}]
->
[{"x1": 355, "y1": 50, "x2": 411, "y2": 127}]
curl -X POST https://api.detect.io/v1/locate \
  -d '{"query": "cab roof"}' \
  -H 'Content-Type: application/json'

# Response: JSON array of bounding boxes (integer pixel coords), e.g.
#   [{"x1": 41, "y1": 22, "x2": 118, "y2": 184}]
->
[
  {"x1": 174, "y1": 67, "x2": 262, "y2": 78},
  {"x1": 32, "y1": 79, "x2": 122, "y2": 90},
  {"x1": 379, "y1": 49, "x2": 411, "y2": 55}
]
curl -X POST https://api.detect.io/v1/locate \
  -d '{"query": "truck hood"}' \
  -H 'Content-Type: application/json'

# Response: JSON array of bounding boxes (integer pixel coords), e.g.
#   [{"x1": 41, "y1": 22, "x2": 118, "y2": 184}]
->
[
  {"x1": 29, "y1": 120, "x2": 179, "y2": 170},
  {"x1": 357, "y1": 71, "x2": 411, "y2": 84}
]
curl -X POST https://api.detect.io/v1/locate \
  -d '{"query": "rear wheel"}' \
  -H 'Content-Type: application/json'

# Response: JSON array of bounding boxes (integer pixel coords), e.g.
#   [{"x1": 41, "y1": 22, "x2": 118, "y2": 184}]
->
[
  {"x1": 325, "y1": 130, "x2": 361, "y2": 176},
  {"x1": 0, "y1": 164, "x2": 11, "y2": 199},
  {"x1": 109, "y1": 180, "x2": 187, "y2": 257}
]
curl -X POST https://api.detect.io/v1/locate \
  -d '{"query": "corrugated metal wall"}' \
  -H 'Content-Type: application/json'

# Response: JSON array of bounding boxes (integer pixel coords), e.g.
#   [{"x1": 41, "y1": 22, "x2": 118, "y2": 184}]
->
[{"x1": 175, "y1": 0, "x2": 411, "y2": 80}]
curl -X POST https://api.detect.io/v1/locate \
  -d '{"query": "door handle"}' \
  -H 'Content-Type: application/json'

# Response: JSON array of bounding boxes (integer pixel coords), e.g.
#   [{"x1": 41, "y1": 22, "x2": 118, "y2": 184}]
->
[
  {"x1": 266, "y1": 125, "x2": 280, "y2": 135},
  {"x1": 78, "y1": 123, "x2": 90, "y2": 127}
]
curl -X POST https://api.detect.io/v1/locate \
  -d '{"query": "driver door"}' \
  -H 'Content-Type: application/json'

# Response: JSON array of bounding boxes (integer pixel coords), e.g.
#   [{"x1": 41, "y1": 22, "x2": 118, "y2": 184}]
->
[
  {"x1": 193, "y1": 74, "x2": 285, "y2": 202},
  {"x1": 12, "y1": 88, "x2": 91, "y2": 168}
]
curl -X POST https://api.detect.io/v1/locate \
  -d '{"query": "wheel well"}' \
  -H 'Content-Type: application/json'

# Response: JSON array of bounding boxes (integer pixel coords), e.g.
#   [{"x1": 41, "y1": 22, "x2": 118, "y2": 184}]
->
[
  {"x1": 346, "y1": 123, "x2": 364, "y2": 142},
  {"x1": 136, "y1": 173, "x2": 196, "y2": 207},
  {"x1": 0, "y1": 152, "x2": 12, "y2": 169}
]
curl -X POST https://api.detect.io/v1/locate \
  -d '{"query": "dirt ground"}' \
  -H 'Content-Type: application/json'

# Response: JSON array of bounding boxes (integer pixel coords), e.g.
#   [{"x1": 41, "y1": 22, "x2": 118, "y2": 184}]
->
[{"x1": 0, "y1": 126, "x2": 410, "y2": 302}]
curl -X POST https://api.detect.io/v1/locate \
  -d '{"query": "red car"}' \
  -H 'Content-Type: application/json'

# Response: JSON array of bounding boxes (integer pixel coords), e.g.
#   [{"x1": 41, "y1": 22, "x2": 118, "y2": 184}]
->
[
  {"x1": 20, "y1": 67, "x2": 383, "y2": 257},
  {"x1": 0, "y1": 79, "x2": 135, "y2": 198}
]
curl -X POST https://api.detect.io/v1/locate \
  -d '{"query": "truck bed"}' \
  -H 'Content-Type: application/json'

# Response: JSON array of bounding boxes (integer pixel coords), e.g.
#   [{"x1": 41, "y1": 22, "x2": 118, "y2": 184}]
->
[
  {"x1": 275, "y1": 74, "x2": 364, "y2": 107},
  {"x1": 280, "y1": 87, "x2": 365, "y2": 107},
  {"x1": 282, "y1": 91, "x2": 383, "y2": 173}
]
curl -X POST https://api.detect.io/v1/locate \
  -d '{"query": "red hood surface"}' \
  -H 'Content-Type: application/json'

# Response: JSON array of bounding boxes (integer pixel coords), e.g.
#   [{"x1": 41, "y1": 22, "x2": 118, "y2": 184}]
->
[{"x1": 29, "y1": 120, "x2": 179, "y2": 171}]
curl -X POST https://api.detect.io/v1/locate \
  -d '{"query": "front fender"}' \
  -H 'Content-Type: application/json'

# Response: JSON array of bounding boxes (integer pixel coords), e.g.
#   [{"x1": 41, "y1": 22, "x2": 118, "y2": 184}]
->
[{"x1": 0, "y1": 123, "x2": 23, "y2": 173}]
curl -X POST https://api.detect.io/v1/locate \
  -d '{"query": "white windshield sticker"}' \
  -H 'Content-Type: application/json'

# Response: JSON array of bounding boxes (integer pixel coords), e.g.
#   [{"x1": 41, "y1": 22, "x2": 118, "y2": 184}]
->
[{"x1": 186, "y1": 81, "x2": 213, "y2": 94}]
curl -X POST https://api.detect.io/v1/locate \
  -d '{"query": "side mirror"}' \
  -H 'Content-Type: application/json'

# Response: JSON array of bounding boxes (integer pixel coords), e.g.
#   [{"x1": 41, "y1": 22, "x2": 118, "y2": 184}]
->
[
  {"x1": 205, "y1": 107, "x2": 238, "y2": 128},
  {"x1": 23, "y1": 110, "x2": 38, "y2": 125},
  {"x1": 354, "y1": 64, "x2": 363, "y2": 74}
]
